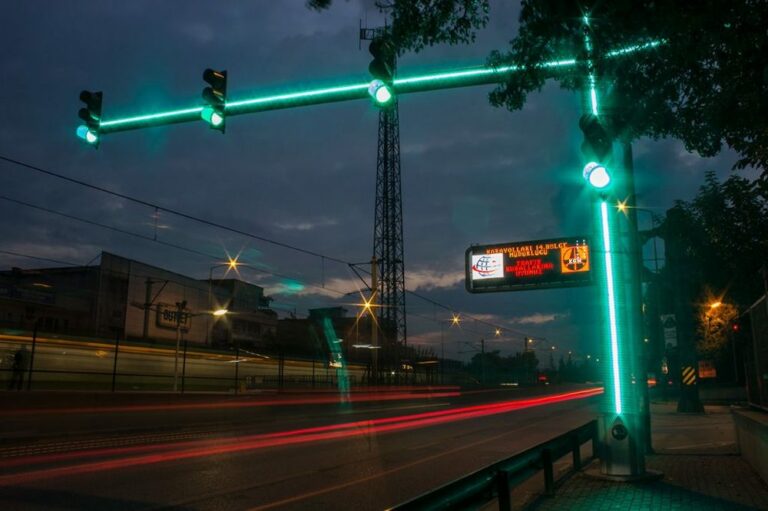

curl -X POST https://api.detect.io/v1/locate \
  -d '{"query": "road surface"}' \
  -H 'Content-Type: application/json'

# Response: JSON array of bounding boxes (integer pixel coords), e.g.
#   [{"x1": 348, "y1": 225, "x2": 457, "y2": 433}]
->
[{"x1": 0, "y1": 386, "x2": 601, "y2": 510}]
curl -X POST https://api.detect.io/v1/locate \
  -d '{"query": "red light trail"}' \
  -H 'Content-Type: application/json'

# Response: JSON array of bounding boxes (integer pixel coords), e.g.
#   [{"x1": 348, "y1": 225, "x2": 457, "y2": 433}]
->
[
  {"x1": 0, "y1": 387, "x2": 601, "y2": 486},
  {"x1": 0, "y1": 388, "x2": 461, "y2": 417}
]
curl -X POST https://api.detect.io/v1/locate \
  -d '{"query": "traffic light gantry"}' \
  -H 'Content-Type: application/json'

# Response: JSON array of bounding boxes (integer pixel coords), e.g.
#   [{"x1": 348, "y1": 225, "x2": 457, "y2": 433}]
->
[{"x1": 75, "y1": 39, "x2": 663, "y2": 144}]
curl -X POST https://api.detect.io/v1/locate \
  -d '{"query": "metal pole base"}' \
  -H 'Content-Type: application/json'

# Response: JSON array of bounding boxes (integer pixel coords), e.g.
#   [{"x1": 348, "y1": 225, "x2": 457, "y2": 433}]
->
[{"x1": 598, "y1": 413, "x2": 647, "y2": 477}]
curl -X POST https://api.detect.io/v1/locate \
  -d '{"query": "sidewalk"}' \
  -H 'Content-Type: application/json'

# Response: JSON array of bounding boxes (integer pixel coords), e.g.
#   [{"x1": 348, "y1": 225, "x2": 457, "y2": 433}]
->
[{"x1": 526, "y1": 403, "x2": 768, "y2": 510}]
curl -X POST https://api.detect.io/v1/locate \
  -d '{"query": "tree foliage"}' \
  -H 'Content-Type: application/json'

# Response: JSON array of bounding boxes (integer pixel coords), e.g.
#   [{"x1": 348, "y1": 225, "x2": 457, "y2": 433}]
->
[
  {"x1": 487, "y1": 1, "x2": 768, "y2": 175},
  {"x1": 664, "y1": 170, "x2": 768, "y2": 309},
  {"x1": 309, "y1": 1, "x2": 768, "y2": 177},
  {"x1": 696, "y1": 294, "x2": 739, "y2": 355}
]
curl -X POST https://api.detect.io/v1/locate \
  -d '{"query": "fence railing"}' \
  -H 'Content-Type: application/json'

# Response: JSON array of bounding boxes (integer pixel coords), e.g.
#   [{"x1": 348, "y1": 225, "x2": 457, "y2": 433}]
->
[{"x1": 389, "y1": 419, "x2": 598, "y2": 511}]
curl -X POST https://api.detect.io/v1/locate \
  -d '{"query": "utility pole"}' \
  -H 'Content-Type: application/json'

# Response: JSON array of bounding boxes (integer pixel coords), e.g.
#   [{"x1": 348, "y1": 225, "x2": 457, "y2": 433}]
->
[
  {"x1": 665, "y1": 207, "x2": 704, "y2": 413},
  {"x1": 143, "y1": 278, "x2": 152, "y2": 340},
  {"x1": 371, "y1": 255, "x2": 379, "y2": 385},
  {"x1": 480, "y1": 338, "x2": 485, "y2": 386},
  {"x1": 172, "y1": 300, "x2": 187, "y2": 393}
]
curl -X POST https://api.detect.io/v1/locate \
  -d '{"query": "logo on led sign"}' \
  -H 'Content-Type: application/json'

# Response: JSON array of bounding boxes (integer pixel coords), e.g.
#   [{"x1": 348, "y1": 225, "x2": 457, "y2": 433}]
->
[{"x1": 471, "y1": 254, "x2": 504, "y2": 280}]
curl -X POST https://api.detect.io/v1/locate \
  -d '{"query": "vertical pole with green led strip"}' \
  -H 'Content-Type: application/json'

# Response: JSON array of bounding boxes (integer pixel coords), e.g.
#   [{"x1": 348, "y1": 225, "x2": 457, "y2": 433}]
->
[{"x1": 581, "y1": 15, "x2": 646, "y2": 479}]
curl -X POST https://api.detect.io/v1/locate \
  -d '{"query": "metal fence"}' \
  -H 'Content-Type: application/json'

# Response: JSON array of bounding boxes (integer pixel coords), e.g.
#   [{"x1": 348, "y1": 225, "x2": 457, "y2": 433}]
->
[
  {"x1": 0, "y1": 330, "x2": 367, "y2": 393},
  {"x1": 390, "y1": 420, "x2": 598, "y2": 511},
  {"x1": 746, "y1": 293, "x2": 768, "y2": 409}
]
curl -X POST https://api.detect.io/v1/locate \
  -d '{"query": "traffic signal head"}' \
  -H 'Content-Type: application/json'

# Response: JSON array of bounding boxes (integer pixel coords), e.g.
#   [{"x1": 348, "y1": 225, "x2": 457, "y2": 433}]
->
[
  {"x1": 579, "y1": 113, "x2": 612, "y2": 164},
  {"x1": 368, "y1": 36, "x2": 396, "y2": 107},
  {"x1": 76, "y1": 90, "x2": 102, "y2": 147},
  {"x1": 368, "y1": 37, "x2": 395, "y2": 82},
  {"x1": 201, "y1": 68, "x2": 227, "y2": 132}
]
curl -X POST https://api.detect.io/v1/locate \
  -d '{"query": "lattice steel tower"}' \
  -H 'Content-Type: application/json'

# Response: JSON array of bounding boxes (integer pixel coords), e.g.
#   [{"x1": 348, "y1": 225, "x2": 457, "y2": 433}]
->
[
  {"x1": 373, "y1": 98, "x2": 407, "y2": 365},
  {"x1": 361, "y1": 25, "x2": 407, "y2": 368}
]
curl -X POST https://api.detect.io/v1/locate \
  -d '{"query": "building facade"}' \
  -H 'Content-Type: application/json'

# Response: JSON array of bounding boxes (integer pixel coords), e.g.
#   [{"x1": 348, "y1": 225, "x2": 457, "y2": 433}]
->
[{"x1": 0, "y1": 252, "x2": 276, "y2": 347}]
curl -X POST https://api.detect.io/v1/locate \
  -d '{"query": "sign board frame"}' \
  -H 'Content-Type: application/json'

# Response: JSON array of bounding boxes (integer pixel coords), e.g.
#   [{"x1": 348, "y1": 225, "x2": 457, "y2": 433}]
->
[{"x1": 465, "y1": 236, "x2": 593, "y2": 293}]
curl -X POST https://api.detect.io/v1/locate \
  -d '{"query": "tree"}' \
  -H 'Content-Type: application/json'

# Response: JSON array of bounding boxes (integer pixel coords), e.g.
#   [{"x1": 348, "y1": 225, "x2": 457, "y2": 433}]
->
[
  {"x1": 663, "y1": 171, "x2": 768, "y2": 309},
  {"x1": 310, "y1": 1, "x2": 768, "y2": 177},
  {"x1": 697, "y1": 295, "x2": 739, "y2": 355}
]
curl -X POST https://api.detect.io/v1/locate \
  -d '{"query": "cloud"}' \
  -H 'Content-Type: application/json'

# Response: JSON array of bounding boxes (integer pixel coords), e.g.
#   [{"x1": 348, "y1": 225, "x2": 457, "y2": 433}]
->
[
  {"x1": 406, "y1": 269, "x2": 465, "y2": 291},
  {"x1": 274, "y1": 218, "x2": 338, "y2": 231},
  {"x1": 511, "y1": 312, "x2": 569, "y2": 325}
]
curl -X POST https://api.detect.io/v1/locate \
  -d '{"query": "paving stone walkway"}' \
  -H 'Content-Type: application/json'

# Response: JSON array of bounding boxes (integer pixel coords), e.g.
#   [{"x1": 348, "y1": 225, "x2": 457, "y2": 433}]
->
[{"x1": 527, "y1": 404, "x2": 768, "y2": 511}]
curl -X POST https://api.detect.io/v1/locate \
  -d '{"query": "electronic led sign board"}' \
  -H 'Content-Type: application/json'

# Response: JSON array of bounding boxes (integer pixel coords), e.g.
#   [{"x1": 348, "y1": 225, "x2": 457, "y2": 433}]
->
[{"x1": 466, "y1": 237, "x2": 592, "y2": 293}]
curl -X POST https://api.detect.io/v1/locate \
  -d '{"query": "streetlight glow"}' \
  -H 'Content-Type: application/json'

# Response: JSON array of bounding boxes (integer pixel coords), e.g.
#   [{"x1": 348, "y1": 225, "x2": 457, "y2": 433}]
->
[{"x1": 213, "y1": 309, "x2": 228, "y2": 317}]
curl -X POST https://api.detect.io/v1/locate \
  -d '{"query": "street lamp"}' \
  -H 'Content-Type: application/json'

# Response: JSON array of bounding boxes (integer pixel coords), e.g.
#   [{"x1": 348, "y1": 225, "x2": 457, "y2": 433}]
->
[
  {"x1": 174, "y1": 303, "x2": 228, "y2": 392},
  {"x1": 207, "y1": 256, "x2": 252, "y2": 345}
]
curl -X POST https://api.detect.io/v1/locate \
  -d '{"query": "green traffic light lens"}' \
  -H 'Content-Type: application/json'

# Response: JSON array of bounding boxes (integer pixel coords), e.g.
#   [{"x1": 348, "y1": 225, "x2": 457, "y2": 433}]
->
[
  {"x1": 76, "y1": 125, "x2": 99, "y2": 144},
  {"x1": 583, "y1": 162, "x2": 611, "y2": 189},
  {"x1": 200, "y1": 106, "x2": 224, "y2": 127},
  {"x1": 368, "y1": 80, "x2": 393, "y2": 105},
  {"x1": 375, "y1": 86, "x2": 392, "y2": 104}
]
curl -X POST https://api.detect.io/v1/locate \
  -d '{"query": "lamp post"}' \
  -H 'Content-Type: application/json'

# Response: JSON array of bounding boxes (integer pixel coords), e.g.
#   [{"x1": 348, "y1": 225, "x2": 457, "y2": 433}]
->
[
  {"x1": 173, "y1": 304, "x2": 228, "y2": 392},
  {"x1": 207, "y1": 258, "x2": 242, "y2": 345}
]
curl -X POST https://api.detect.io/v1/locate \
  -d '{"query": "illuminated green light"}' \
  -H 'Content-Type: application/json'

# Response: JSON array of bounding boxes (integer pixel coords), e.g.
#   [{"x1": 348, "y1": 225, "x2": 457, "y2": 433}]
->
[
  {"x1": 605, "y1": 40, "x2": 665, "y2": 58},
  {"x1": 375, "y1": 85, "x2": 392, "y2": 104},
  {"x1": 541, "y1": 59, "x2": 577, "y2": 68},
  {"x1": 100, "y1": 106, "x2": 203, "y2": 129},
  {"x1": 368, "y1": 80, "x2": 393, "y2": 105},
  {"x1": 583, "y1": 162, "x2": 611, "y2": 189},
  {"x1": 582, "y1": 16, "x2": 599, "y2": 117},
  {"x1": 201, "y1": 106, "x2": 224, "y2": 126},
  {"x1": 226, "y1": 82, "x2": 369, "y2": 109},
  {"x1": 76, "y1": 125, "x2": 99, "y2": 144},
  {"x1": 589, "y1": 75, "x2": 598, "y2": 116},
  {"x1": 92, "y1": 40, "x2": 663, "y2": 137},
  {"x1": 600, "y1": 201, "x2": 623, "y2": 415},
  {"x1": 393, "y1": 65, "x2": 516, "y2": 86}
]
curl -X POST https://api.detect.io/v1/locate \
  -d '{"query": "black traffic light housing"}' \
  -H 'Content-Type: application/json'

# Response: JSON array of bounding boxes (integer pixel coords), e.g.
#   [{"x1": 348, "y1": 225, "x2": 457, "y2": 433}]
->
[
  {"x1": 77, "y1": 90, "x2": 103, "y2": 147},
  {"x1": 579, "y1": 113, "x2": 612, "y2": 164},
  {"x1": 368, "y1": 37, "x2": 396, "y2": 83},
  {"x1": 202, "y1": 68, "x2": 227, "y2": 133}
]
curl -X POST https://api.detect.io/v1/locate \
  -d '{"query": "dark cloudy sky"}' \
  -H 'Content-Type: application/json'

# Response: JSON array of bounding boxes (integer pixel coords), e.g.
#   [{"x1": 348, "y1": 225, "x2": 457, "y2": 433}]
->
[{"x1": 0, "y1": 1, "x2": 755, "y2": 361}]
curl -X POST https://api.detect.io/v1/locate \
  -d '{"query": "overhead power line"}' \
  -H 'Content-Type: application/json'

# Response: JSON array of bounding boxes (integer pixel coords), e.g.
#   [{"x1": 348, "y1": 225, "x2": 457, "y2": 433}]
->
[
  {"x1": 0, "y1": 154, "x2": 350, "y2": 265},
  {"x1": 0, "y1": 154, "x2": 541, "y2": 339}
]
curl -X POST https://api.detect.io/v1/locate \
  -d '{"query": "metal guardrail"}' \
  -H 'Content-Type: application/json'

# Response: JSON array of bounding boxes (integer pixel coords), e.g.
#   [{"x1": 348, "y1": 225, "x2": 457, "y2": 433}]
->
[{"x1": 389, "y1": 419, "x2": 598, "y2": 511}]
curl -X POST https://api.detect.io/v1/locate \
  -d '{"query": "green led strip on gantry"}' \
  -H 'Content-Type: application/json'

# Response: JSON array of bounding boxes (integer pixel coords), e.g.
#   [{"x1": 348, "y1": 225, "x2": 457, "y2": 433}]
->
[{"x1": 94, "y1": 40, "x2": 663, "y2": 135}]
